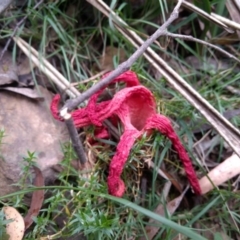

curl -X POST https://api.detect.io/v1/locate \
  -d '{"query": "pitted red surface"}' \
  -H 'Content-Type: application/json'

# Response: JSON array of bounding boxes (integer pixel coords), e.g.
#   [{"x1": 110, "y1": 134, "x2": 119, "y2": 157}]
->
[{"x1": 51, "y1": 71, "x2": 201, "y2": 197}]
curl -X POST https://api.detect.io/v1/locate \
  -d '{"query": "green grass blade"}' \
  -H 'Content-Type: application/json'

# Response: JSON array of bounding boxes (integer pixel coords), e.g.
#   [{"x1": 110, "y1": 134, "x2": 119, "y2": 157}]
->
[{"x1": 0, "y1": 186, "x2": 207, "y2": 239}]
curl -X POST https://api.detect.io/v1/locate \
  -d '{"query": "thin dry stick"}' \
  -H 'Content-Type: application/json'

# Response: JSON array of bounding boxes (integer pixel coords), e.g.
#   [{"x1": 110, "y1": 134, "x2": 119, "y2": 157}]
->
[
  {"x1": 64, "y1": 0, "x2": 184, "y2": 111},
  {"x1": 60, "y1": 108, "x2": 87, "y2": 165},
  {"x1": 166, "y1": 32, "x2": 240, "y2": 63},
  {"x1": 211, "y1": 12, "x2": 240, "y2": 31},
  {"x1": 0, "y1": 0, "x2": 44, "y2": 60},
  {"x1": 181, "y1": 0, "x2": 233, "y2": 33},
  {"x1": 13, "y1": 37, "x2": 80, "y2": 98},
  {"x1": 71, "y1": 70, "x2": 109, "y2": 86}
]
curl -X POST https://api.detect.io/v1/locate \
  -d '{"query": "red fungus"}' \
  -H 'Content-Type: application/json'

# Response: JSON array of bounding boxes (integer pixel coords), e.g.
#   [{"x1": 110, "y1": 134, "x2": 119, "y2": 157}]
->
[{"x1": 51, "y1": 71, "x2": 201, "y2": 197}]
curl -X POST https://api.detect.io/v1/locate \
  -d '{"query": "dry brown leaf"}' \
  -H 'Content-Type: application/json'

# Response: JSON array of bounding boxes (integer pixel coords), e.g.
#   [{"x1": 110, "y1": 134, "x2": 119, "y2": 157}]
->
[
  {"x1": 0, "y1": 87, "x2": 44, "y2": 100},
  {"x1": 140, "y1": 187, "x2": 189, "y2": 240},
  {"x1": 24, "y1": 166, "x2": 45, "y2": 230},
  {"x1": 3, "y1": 206, "x2": 25, "y2": 240},
  {"x1": 0, "y1": 47, "x2": 35, "y2": 88},
  {"x1": 17, "y1": 57, "x2": 35, "y2": 76},
  {"x1": 160, "y1": 169, "x2": 183, "y2": 194},
  {"x1": 0, "y1": 48, "x2": 18, "y2": 86},
  {"x1": 98, "y1": 46, "x2": 126, "y2": 71}
]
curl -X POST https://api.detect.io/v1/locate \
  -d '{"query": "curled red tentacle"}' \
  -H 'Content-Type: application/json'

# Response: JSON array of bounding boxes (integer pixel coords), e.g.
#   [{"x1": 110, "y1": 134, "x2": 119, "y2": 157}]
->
[
  {"x1": 145, "y1": 115, "x2": 201, "y2": 195},
  {"x1": 107, "y1": 130, "x2": 141, "y2": 197},
  {"x1": 50, "y1": 94, "x2": 64, "y2": 121}
]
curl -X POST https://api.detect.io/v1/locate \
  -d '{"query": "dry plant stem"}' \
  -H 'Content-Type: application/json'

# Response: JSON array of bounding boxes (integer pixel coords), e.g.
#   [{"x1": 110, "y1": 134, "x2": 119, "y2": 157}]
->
[
  {"x1": 193, "y1": 109, "x2": 240, "y2": 133},
  {"x1": 166, "y1": 32, "x2": 240, "y2": 63},
  {"x1": 64, "y1": 0, "x2": 184, "y2": 111},
  {"x1": 211, "y1": 12, "x2": 240, "y2": 31},
  {"x1": 13, "y1": 37, "x2": 79, "y2": 98},
  {"x1": 71, "y1": 70, "x2": 109, "y2": 86},
  {"x1": 0, "y1": 0, "x2": 44, "y2": 60},
  {"x1": 199, "y1": 154, "x2": 240, "y2": 194},
  {"x1": 60, "y1": 109, "x2": 87, "y2": 165},
  {"x1": 199, "y1": 153, "x2": 240, "y2": 232},
  {"x1": 181, "y1": 0, "x2": 233, "y2": 33},
  {"x1": 65, "y1": 118, "x2": 87, "y2": 165},
  {"x1": 226, "y1": 85, "x2": 240, "y2": 96}
]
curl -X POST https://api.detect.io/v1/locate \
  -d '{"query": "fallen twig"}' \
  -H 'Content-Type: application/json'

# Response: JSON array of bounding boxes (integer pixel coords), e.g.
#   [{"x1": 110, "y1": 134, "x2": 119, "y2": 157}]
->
[
  {"x1": 165, "y1": 32, "x2": 240, "y2": 63},
  {"x1": 199, "y1": 154, "x2": 240, "y2": 194},
  {"x1": 60, "y1": 108, "x2": 87, "y2": 165},
  {"x1": 13, "y1": 37, "x2": 80, "y2": 98},
  {"x1": 181, "y1": 0, "x2": 234, "y2": 33}
]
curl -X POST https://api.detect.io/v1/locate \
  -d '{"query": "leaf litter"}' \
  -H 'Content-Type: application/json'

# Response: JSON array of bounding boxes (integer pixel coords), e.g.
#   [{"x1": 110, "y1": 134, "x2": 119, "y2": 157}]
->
[{"x1": 24, "y1": 166, "x2": 45, "y2": 230}]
